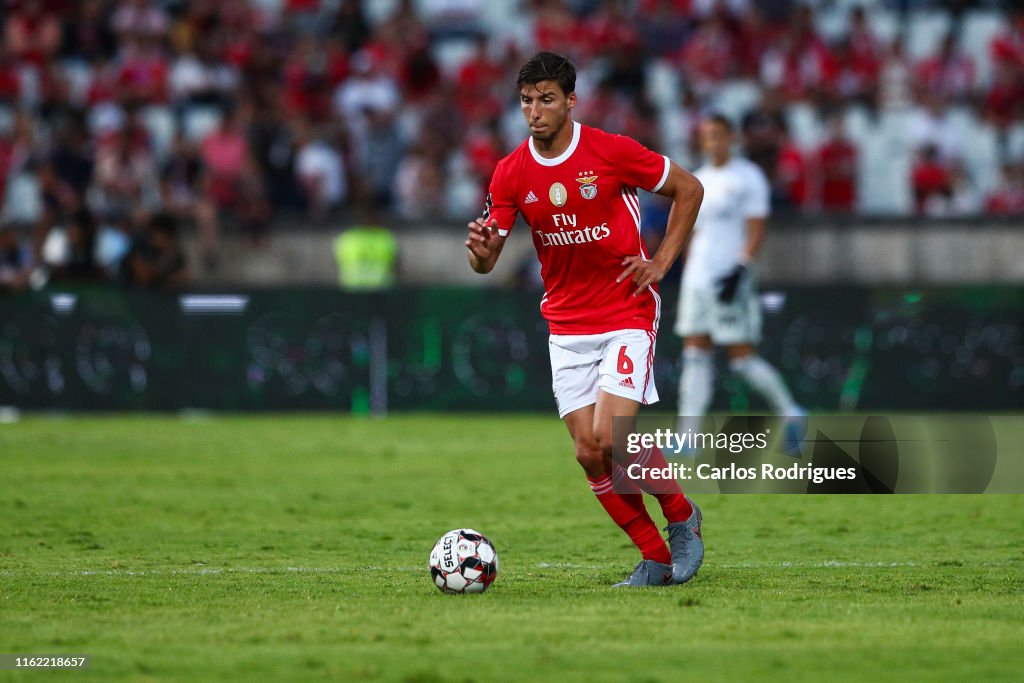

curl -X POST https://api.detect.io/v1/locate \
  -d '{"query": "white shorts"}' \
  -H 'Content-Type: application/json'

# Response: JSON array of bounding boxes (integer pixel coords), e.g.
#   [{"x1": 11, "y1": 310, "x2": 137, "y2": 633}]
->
[
  {"x1": 549, "y1": 329, "x2": 659, "y2": 418},
  {"x1": 674, "y1": 277, "x2": 762, "y2": 345}
]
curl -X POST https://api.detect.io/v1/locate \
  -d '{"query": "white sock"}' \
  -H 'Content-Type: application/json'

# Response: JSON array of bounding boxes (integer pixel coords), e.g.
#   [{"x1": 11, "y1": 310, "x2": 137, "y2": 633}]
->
[
  {"x1": 730, "y1": 355, "x2": 799, "y2": 415},
  {"x1": 679, "y1": 347, "x2": 713, "y2": 427}
]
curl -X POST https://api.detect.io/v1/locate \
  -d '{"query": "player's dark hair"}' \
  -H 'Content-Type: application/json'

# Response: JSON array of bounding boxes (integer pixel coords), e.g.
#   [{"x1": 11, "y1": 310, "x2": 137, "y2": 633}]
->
[
  {"x1": 517, "y1": 52, "x2": 576, "y2": 97},
  {"x1": 704, "y1": 113, "x2": 735, "y2": 132}
]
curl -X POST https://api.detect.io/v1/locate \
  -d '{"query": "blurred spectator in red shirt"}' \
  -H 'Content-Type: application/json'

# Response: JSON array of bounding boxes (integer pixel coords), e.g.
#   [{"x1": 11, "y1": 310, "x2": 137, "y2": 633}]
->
[
  {"x1": 990, "y1": 11, "x2": 1024, "y2": 73},
  {"x1": 848, "y1": 6, "x2": 879, "y2": 68},
  {"x1": 815, "y1": 113, "x2": 857, "y2": 212},
  {"x1": 678, "y1": 8, "x2": 734, "y2": 96},
  {"x1": 585, "y1": 0, "x2": 640, "y2": 55},
  {"x1": 398, "y1": 38, "x2": 441, "y2": 104},
  {"x1": 116, "y1": 36, "x2": 170, "y2": 106},
  {"x1": 462, "y1": 119, "x2": 504, "y2": 193},
  {"x1": 455, "y1": 36, "x2": 505, "y2": 125},
  {"x1": 985, "y1": 63, "x2": 1024, "y2": 131},
  {"x1": 283, "y1": 36, "x2": 346, "y2": 122},
  {"x1": 532, "y1": 0, "x2": 591, "y2": 65},
  {"x1": 760, "y1": 6, "x2": 831, "y2": 103},
  {"x1": 200, "y1": 105, "x2": 269, "y2": 245},
  {"x1": 776, "y1": 134, "x2": 808, "y2": 210},
  {"x1": 911, "y1": 144, "x2": 951, "y2": 214},
  {"x1": 4, "y1": 0, "x2": 62, "y2": 66},
  {"x1": 986, "y1": 162, "x2": 1024, "y2": 215},
  {"x1": 734, "y1": 5, "x2": 775, "y2": 79},
  {"x1": 823, "y1": 38, "x2": 879, "y2": 110},
  {"x1": 0, "y1": 47, "x2": 21, "y2": 104},
  {"x1": 914, "y1": 33, "x2": 975, "y2": 104}
]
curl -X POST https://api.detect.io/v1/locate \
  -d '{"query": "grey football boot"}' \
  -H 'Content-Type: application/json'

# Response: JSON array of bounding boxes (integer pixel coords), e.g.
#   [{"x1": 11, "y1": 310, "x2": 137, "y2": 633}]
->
[
  {"x1": 665, "y1": 502, "x2": 703, "y2": 584},
  {"x1": 611, "y1": 559, "x2": 673, "y2": 588}
]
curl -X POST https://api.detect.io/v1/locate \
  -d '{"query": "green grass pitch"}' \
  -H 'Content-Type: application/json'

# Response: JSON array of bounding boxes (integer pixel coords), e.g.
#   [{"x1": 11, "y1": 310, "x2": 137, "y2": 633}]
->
[{"x1": 1, "y1": 415, "x2": 1022, "y2": 682}]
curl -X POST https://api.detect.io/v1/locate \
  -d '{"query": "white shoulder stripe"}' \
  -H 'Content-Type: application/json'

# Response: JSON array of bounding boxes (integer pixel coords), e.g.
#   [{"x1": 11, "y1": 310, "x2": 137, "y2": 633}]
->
[{"x1": 651, "y1": 155, "x2": 671, "y2": 193}]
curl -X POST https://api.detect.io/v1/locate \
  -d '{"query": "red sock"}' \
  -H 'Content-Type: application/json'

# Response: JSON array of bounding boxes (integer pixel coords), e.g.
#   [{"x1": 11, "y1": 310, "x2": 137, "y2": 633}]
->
[
  {"x1": 630, "y1": 446, "x2": 693, "y2": 524},
  {"x1": 588, "y1": 473, "x2": 671, "y2": 564}
]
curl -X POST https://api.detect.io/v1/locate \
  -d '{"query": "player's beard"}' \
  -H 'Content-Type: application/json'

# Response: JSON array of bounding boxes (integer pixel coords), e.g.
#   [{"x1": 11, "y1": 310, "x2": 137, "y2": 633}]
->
[{"x1": 530, "y1": 110, "x2": 569, "y2": 143}]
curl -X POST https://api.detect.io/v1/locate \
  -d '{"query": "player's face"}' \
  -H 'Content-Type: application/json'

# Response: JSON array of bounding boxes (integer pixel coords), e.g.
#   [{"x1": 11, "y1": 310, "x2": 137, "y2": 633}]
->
[
  {"x1": 520, "y1": 81, "x2": 576, "y2": 143},
  {"x1": 700, "y1": 121, "x2": 733, "y2": 165}
]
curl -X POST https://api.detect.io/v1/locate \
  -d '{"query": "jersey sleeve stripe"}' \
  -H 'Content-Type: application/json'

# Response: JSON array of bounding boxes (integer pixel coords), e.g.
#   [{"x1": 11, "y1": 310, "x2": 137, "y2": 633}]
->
[
  {"x1": 622, "y1": 188, "x2": 649, "y2": 259},
  {"x1": 647, "y1": 286, "x2": 661, "y2": 331},
  {"x1": 497, "y1": 228, "x2": 510, "y2": 237},
  {"x1": 641, "y1": 329, "x2": 657, "y2": 400},
  {"x1": 621, "y1": 187, "x2": 641, "y2": 231},
  {"x1": 651, "y1": 155, "x2": 671, "y2": 193}
]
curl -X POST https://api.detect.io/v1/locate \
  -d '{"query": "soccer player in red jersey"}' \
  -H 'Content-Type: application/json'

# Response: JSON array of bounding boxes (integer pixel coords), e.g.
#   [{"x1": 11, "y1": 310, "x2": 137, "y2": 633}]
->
[{"x1": 465, "y1": 52, "x2": 705, "y2": 587}]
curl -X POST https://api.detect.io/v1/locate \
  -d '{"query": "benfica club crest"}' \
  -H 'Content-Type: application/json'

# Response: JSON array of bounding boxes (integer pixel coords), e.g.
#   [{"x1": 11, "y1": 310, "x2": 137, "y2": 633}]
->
[{"x1": 577, "y1": 174, "x2": 598, "y2": 200}]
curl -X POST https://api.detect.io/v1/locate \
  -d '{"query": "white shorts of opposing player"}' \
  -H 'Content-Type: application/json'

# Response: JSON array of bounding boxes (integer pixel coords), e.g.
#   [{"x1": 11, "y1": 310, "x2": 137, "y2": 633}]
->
[
  {"x1": 673, "y1": 274, "x2": 800, "y2": 422},
  {"x1": 549, "y1": 329, "x2": 659, "y2": 418},
  {"x1": 673, "y1": 275, "x2": 762, "y2": 345}
]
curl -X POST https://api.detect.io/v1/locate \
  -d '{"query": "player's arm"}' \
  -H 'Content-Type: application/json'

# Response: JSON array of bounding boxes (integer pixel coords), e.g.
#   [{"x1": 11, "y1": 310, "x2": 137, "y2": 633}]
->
[
  {"x1": 466, "y1": 217, "x2": 507, "y2": 274},
  {"x1": 619, "y1": 161, "x2": 703, "y2": 296},
  {"x1": 717, "y1": 168, "x2": 770, "y2": 303},
  {"x1": 741, "y1": 217, "x2": 766, "y2": 264},
  {"x1": 468, "y1": 163, "x2": 518, "y2": 275}
]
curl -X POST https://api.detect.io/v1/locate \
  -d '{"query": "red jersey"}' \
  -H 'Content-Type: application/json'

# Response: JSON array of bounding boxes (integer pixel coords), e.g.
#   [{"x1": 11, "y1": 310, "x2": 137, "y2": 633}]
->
[{"x1": 486, "y1": 121, "x2": 670, "y2": 335}]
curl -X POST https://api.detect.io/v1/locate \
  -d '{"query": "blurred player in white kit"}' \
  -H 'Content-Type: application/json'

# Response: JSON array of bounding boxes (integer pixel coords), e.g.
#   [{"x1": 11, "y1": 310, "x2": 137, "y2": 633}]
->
[{"x1": 675, "y1": 114, "x2": 804, "y2": 446}]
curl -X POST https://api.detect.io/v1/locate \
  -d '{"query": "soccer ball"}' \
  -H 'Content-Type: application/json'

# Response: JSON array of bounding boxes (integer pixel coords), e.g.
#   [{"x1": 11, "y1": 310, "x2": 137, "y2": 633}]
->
[{"x1": 429, "y1": 529, "x2": 498, "y2": 594}]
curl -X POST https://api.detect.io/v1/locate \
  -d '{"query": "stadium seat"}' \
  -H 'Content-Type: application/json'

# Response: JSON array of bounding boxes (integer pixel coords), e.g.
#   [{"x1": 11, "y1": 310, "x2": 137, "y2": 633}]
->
[
  {"x1": 87, "y1": 101, "x2": 125, "y2": 137},
  {"x1": 786, "y1": 103, "x2": 823, "y2": 152},
  {"x1": 183, "y1": 106, "x2": 222, "y2": 143},
  {"x1": 430, "y1": 38, "x2": 479, "y2": 79},
  {"x1": 843, "y1": 104, "x2": 873, "y2": 146},
  {"x1": 657, "y1": 105, "x2": 692, "y2": 169},
  {"x1": 876, "y1": 109, "x2": 915, "y2": 154},
  {"x1": 813, "y1": 5, "x2": 849, "y2": 43},
  {"x1": 59, "y1": 60, "x2": 95, "y2": 107},
  {"x1": 707, "y1": 80, "x2": 761, "y2": 127},
  {"x1": 645, "y1": 59, "x2": 680, "y2": 110},
  {"x1": 865, "y1": 7, "x2": 900, "y2": 47},
  {"x1": 365, "y1": 0, "x2": 400, "y2": 27},
  {"x1": 477, "y1": 0, "x2": 526, "y2": 43},
  {"x1": 905, "y1": 10, "x2": 952, "y2": 62},
  {"x1": 962, "y1": 122, "x2": 1002, "y2": 195},
  {"x1": 0, "y1": 172, "x2": 43, "y2": 224},
  {"x1": 0, "y1": 105, "x2": 13, "y2": 136},
  {"x1": 140, "y1": 106, "x2": 177, "y2": 163},
  {"x1": 859, "y1": 131, "x2": 912, "y2": 215},
  {"x1": 1007, "y1": 123, "x2": 1024, "y2": 163},
  {"x1": 961, "y1": 10, "x2": 1004, "y2": 88}
]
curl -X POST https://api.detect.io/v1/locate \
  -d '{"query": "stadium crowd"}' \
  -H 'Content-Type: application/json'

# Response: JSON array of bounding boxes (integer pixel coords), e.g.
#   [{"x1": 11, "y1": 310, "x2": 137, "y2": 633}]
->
[{"x1": 0, "y1": 0, "x2": 1021, "y2": 291}]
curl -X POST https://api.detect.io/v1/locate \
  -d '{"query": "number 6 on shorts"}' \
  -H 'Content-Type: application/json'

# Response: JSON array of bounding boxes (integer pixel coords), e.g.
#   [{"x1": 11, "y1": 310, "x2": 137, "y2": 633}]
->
[{"x1": 617, "y1": 345, "x2": 633, "y2": 374}]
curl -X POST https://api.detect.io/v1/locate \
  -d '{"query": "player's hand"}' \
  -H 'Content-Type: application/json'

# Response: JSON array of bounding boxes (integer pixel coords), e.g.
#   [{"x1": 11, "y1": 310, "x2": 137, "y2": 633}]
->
[
  {"x1": 465, "y1": 217, "x2": 499, "y2": 261},
  {"x1": 715, "y1": 264, "x2": 747, "y2": 303},
  {"x1": 617, "y1": 256, "x2": 665, "y2": 297}
]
